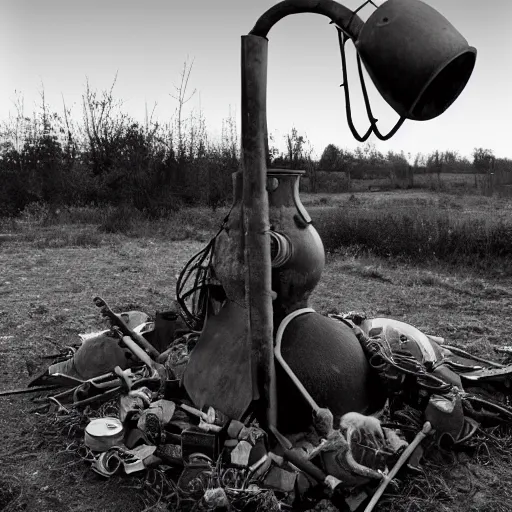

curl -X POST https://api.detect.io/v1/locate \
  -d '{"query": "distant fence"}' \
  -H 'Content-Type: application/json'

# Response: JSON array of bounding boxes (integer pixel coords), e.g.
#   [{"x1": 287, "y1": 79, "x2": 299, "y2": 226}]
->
[
  {"x1": 301, "y1": 170, "x2": 512, "y2": 196},
  {"x1": 482, "y1": 162, "x2": 512, "y2": 197}
]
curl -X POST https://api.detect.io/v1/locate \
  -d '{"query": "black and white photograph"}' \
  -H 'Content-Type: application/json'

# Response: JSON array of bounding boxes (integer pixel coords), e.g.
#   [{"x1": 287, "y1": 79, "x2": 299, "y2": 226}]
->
[{"x1": 0, "y1": 1, "x2": 511, "y2": 511}]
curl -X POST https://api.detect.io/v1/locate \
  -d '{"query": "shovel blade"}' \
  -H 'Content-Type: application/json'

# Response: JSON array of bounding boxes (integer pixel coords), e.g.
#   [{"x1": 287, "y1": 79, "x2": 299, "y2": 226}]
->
[{"x1": 183, "y1": 300, "x2": 253, "y2": 420}]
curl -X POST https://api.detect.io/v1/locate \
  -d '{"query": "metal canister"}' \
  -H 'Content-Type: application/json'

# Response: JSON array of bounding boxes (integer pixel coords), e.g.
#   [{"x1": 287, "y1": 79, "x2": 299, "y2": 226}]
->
[{"x1": 84, "y1": 417, "x2": 124, "y2": 452}]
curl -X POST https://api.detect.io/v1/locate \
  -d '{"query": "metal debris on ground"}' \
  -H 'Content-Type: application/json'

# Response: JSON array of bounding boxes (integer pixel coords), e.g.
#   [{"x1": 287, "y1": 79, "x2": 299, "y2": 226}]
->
[{"x1": 21, "y1": 297, "x2": 512, "y2": 512}]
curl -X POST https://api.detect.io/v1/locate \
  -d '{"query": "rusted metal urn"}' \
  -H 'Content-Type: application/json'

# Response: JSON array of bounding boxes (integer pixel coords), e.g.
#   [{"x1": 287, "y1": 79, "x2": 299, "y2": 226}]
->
[
  {"x1": 212, "y1": 169, "x2": 325, "y2": 319},
  {"x1": 267, "y1": 169, "x2": 325, "y2": 320}
]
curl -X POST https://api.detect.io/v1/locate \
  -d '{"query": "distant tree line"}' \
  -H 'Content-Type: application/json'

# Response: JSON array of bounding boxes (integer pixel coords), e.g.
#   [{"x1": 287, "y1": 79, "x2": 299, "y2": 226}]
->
[
  {"x1": 316, "y1": 144, "x2": 510, "y2": 178},
  {"x1": 0, "y1": 66, "x2": 238, "y2": 217},
  {"x1": 1, "y1": 70, "x2": 511, "y2": 216},
  {"x1": 267, "y1": 132, "x2": 511, "y2": 194}
]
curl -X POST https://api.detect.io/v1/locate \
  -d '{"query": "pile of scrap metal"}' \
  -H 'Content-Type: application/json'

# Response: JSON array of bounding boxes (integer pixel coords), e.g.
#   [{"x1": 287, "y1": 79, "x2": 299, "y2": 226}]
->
[
  {"x1": 24, "y1": 296, "x2": 408, "y2": 510},
  {"x1": 21, "y1": 293, "x2": 512, "y2": 511},
  {"x1": 336, "y1": 312, "x2": 512, "y2": 439}
]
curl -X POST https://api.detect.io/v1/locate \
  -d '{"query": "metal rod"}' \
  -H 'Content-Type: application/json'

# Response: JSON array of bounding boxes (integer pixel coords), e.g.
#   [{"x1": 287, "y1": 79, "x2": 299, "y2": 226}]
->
[
  {"x1": 274, "y1": 308, "x2": 320, "y2": 413},
  {"x1": 121, "y1": 335, "x2": 154, "y2": 370},
  {"x1": 241, "y1": 34, "x2": 276, "y2": 429},
  {"x1": 93, "y1": 296, "x2": 160, "y2": 359},
  {"x1": 0, "y1": 384, "x2": 60, "y2": 397},
  {"x1": 441, "y1": 344, "x2": 504, "y2": 368}
]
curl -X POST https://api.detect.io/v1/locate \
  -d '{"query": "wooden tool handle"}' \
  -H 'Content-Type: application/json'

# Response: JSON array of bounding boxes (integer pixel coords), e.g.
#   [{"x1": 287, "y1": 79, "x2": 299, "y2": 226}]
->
[
  {"x1": 363, "y1": 422, "x2": 433, "y2": 512},
  {"x1": 93, "y1": 296, "x2": 160, "y2": 359},
  {"x1": 121, "y1": 335, "x2": 156, "y2": 372},
  {"x1": 282, "y1": 448, "x2": 327, "y2": 483}
]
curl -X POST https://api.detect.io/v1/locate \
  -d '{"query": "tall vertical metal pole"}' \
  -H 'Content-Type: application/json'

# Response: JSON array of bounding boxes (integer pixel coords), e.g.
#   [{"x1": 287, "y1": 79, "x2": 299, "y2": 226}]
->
[
  {"x1": 239, "y1": 2, "x2": 359, "y2": 430},
  {"x1": 241, "y1": 34, "x2": 277, "y2": 428}
]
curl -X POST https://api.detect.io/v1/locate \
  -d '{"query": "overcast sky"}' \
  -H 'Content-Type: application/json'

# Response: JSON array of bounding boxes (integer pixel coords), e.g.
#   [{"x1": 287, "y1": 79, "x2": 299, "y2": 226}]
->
[{"x1": 1, "y1": 0, "x2": 511, "y2": 160}]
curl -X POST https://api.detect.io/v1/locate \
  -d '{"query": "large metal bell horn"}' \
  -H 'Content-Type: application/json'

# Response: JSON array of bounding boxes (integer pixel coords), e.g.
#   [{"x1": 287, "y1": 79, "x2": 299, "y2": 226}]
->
[{"x1": 355, "y1": 0, "x2": 477, "y2": 121}]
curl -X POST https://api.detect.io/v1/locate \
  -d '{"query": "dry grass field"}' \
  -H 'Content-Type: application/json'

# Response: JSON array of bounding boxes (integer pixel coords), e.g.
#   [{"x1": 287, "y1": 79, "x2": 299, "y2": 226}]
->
[{"x1": 2, "y1": 189, "x2": 512, "y2": 511}]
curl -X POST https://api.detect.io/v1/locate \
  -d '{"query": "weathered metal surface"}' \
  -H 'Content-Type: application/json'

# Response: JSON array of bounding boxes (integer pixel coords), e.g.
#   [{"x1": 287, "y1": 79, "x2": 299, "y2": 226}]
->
[
  {"x1": 211, "y1": 171, "x2": 246, "y2": 306},
  {"x1": 241, "y1": 34, "x2": 277, "y2": 427},
  {"x1": 275, "y1": 311, "x2": 387, "y2": 434},
  {"x1": 250, "y1": 0, "x2": 363, "y2": 39},
  {"x1": 355, "y1": 0, "x2": 477, "y2": 121},
  {"x1": 183, "y1": 300, "x2": 252, "y2": 420},
  {"x1": 267, "y1": 169, "x2": 325, "y2": 321}
]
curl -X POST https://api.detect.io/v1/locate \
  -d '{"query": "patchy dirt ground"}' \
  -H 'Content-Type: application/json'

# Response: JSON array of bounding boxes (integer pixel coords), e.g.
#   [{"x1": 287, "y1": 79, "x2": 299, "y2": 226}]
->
[{"x1": 1, "y1": 225, "x2": 512, "y2": 511}]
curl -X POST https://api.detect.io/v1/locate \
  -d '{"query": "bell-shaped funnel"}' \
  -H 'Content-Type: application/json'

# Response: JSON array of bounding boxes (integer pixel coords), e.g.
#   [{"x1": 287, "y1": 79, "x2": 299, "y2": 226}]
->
[{"x1": 355, "y1": 0, "x2": 476, "y2": 121}]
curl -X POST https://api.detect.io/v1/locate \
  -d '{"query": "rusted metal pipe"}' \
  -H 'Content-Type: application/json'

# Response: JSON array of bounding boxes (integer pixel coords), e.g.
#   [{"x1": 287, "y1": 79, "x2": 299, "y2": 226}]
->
[
  {"x1": 243, "y1": 0, "x2": 359, "y2": 432},
  {"x1": 241, "y1": 34, "x2": 277, "y2": 429},
  {"x1": 250, "y1": 0, "x2": 362, "y2": 39}
]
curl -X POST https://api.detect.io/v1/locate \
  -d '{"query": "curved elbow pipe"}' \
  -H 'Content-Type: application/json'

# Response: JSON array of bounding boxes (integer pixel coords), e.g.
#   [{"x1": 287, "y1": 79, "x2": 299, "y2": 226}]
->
[{"x1": 250, "y1": 0, "x2": 364, "y2": 39}]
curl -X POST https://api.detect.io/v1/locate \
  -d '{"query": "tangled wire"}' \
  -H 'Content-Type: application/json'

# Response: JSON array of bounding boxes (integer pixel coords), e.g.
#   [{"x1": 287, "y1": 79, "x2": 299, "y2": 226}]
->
[{"x1": 176, "y1": 207, "x2": 232, "y2": 331}]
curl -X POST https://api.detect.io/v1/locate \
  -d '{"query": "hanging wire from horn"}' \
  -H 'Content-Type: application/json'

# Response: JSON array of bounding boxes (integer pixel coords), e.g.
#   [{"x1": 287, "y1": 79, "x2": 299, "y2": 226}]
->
[
  {"x1": 337, "y1": 28, "x2": 373, "y2": 142},
  {"x1": 335, "y1": 5, "x2": 406, "y2": 142},
  {"x1": 356, "y1": 51, "x2": 406, "y2": 140}
]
